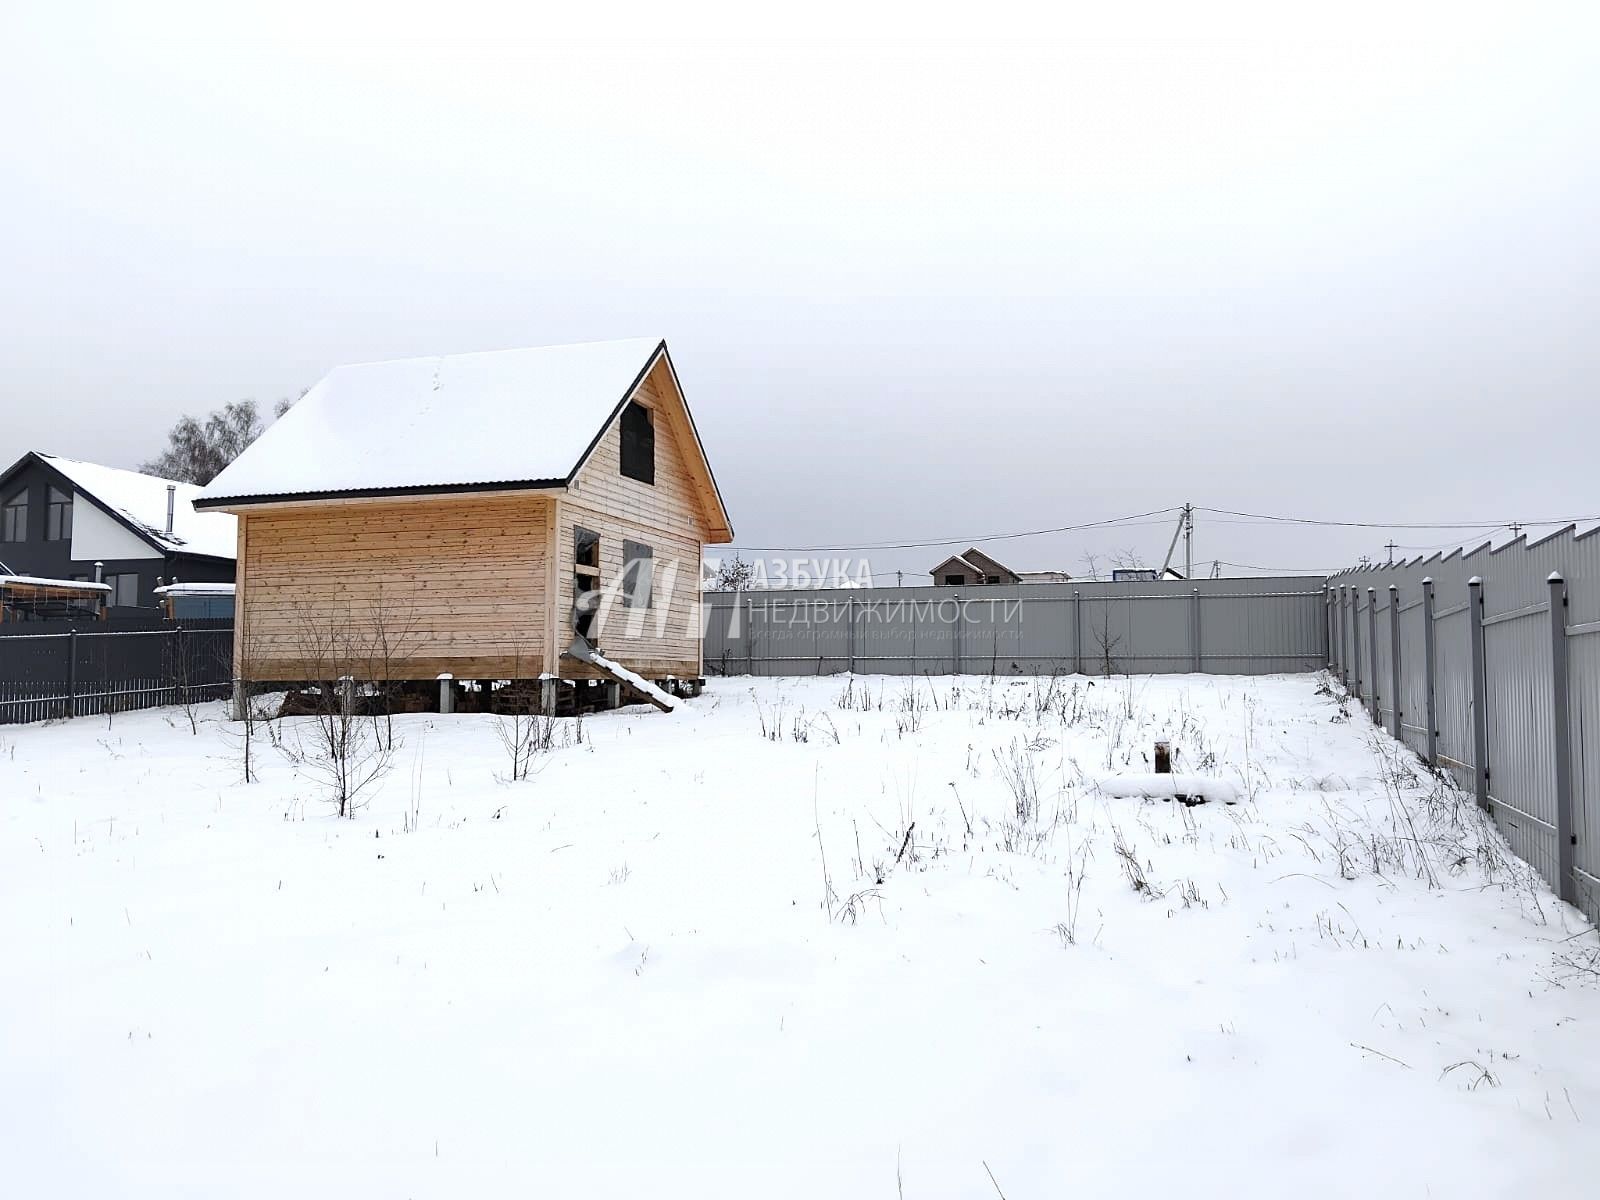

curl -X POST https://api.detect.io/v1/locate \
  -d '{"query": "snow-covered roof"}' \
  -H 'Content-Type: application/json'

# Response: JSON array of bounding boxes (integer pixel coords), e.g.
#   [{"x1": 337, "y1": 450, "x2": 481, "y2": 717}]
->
[
  {"x1": 197, "y1": 337, "x2": 671, "y2": 505},
  {"x1": 40, "y1": 455, "x2": 238, "y2": 560},
  {"x1": 152, "y1": 582, "x2": 235, "y2": 597},
  {"x1": 0, "y1": 574, "x2": 111, "y2": 592}
]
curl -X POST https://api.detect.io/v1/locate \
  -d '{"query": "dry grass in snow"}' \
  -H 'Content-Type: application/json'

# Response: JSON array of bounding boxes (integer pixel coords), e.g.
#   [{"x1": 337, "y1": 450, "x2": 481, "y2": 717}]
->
[{"x1": 1, "y1": 672, "x2": 1597, "y2": 1198}]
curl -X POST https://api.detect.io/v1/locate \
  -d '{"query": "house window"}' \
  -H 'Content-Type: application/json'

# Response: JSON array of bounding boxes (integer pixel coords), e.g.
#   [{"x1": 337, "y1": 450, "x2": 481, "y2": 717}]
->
[
  {"x1": 572, "y1": 527, "x2": 601, "y2": 641},
  {"x1": 944, "y1": 574, "x2": 964, "y2": 586},
  {"x1": 46, "y1": 487, "x2": 73, "y2": 541},
  {"x1": 105, "y1": 573, "x2": 139, "y2": 608},
  {"x1": 622, "y1": 540, "x2": 653, "y2": 608},
  {"x1": 2, "y1": 489, "x2": 26, "y2": 542},
  {"x1": 620, "y1": 402, "x2": 655, "y2": 485},
  {"x1": 574, "y1": 527, "x2": 599, "y2": 570}
]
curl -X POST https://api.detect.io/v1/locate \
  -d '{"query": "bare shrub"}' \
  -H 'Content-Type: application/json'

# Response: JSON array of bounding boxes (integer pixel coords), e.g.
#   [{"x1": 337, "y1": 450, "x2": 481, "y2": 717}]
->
[{"x1": 284, "y1": 604, "x2": 397, "y2": 818}]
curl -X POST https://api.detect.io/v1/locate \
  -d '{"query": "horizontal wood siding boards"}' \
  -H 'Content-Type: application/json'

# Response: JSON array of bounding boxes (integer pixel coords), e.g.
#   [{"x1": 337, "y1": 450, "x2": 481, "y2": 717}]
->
[
  {"x1": 238, "y1": 496, "x2": 550, "y2": 681},
  {"x1": 557, "y1": 377, "x2": 708, "y2": 680}
]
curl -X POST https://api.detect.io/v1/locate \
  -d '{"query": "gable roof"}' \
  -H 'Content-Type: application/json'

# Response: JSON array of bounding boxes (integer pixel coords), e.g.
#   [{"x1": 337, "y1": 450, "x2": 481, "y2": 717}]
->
[
  {"x1": 930, "y1": 547, "x2": 1020, "y2": 581},
  {"x1": 930, "y1": 553, "x2": 984, "y2": 577},
  {"x1": 1, "y1": 452, "x2": 238, "y2": 561},
  {"x1": 194, "y1": 337, "x2": 733, "y2": 538}
]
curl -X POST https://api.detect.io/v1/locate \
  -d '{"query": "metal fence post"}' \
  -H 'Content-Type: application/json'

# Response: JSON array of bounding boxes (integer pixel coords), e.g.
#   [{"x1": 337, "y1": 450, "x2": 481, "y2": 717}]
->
[
  {"x1": 64, "y1": 628, "x2": 78, "y2": 719},
  {"x1": 62, "y1": 633, "x2": 77, "y2": 720},
  {"x1": 1367, "y1": 587, "x2": 1380, "y2": 724},
  {"x1": 174, "y1": 625, "x2": 187, "y2": 709},
  {"x1": 1344, "y1": 588, "x2": 1356, "y2": 700},
  {"x1": 1073, "y1": 590, "x2": 1082, "y2": 676},
  {"x1": 1388, "y1": 584, "x2": 1402, "y2": 738},
  {"x1": 1468, "y1": 576, "x2": 1490, "y2": 811},
  {"x1": 745, "y1": 595, "x2": 754, "y2": 675},
  {"x1": 952, "y1": 596, "x2": 964, "y2": 674},
  {"x1": 1422, "y1": 577, "x2": 1437, "y2": 767},
  {"x1": 1343, "y1": 585, "x2": 1352, "y2": 682},
  {"x1": 1549, "y1": 573, "x2": 1576, "y2": 904},
  {"x1": 1191, "y1": 587, "x2": 1202, "y2": 673},
  {"x1": 1325, "y1": 587, "x2": 1335, "y2": 675},
  {"x1": 847, "y1": 595, "x2": 856, "y2": 674}
]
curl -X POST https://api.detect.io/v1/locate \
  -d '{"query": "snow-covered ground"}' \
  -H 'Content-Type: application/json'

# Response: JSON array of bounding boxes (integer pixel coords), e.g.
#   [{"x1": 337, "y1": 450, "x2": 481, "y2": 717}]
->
[{"x1": 1, "y1": 673, "x2": 1596, "y2": 1198}]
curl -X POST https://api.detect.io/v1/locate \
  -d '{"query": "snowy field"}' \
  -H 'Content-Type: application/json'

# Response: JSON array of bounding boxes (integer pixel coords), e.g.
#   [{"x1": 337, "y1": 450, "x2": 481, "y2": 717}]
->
[{"x1": 2, "y1": 673, "x2": 1597, "y2": 1198}]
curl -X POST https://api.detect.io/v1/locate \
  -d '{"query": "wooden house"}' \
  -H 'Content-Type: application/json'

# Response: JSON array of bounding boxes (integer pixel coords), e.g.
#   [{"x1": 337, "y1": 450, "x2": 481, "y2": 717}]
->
[{"x1": 194, "y1": 338, "x2": 733, "y2": 705}]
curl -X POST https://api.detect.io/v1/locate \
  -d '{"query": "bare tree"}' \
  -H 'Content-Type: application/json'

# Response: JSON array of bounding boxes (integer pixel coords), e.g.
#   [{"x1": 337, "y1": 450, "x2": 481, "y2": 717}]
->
[
  {"x1": 492, "y1": 644, "x2": 556, "y2": 781},
  {"x1": 285, "y1": 604, "x2": 396, "y2": 817},
  {"x1": 1093, "y1": 610, "x2": 1124, "y2": 677},
  {"x1": 361, "y1": 585, "x2": 419, "y2": 753},
  {"x1": 224, "y1": 611, "x2": 270, "y2": 784},
  {"x1": 171, "y1": 626, "x2": 201, "y2": 735},
  {"x1": 142, "y1": 390, "x2": 306, "y2": 485}
]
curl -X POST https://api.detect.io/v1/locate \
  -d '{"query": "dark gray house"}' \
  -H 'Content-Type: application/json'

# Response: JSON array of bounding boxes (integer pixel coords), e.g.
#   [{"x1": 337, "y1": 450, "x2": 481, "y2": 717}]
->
[{"x1": 0, "y1": 452, "x2": 236, "y2": 611}]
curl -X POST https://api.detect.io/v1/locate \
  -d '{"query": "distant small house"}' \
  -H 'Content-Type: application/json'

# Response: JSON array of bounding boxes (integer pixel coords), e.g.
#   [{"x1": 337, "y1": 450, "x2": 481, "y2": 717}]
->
[
  {"x1": 930, "y1": 547, "x2": 1069, "y2": 586},
  {"x1": 195, "y1": 337, "x2": 734, "y2": 698},
  {"x1": 0, "y1": 452, "x2": 237, "y2": 610},
  {"x1": 1112, "y1": 568, "x2": 1159, "y2": 582},
  {"x1": 0, "y1": 575, "x2": 110, "y2": 623},
  {"x1": 154, "y1": 582, "x2": 236, "y2": 621}
]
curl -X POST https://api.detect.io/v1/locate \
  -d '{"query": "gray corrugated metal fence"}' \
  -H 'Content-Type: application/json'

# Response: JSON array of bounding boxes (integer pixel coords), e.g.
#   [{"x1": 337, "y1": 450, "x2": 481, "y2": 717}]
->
[
  {"x1": 1327, "y1": 527, "x2": 1600, "y2": 924},
  {"x1": 703, "y1": 576, "x2": 1327, "y2": 678}
]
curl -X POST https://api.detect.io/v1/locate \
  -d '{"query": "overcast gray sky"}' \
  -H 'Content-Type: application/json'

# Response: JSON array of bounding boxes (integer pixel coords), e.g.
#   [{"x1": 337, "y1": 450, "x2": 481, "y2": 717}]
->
[{"x1": 3, "y1": 2, "x2": 1597, "y2": 583}]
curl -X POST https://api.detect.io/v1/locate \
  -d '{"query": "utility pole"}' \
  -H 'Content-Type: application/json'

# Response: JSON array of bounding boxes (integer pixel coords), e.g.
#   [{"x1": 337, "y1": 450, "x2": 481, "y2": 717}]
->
[
  {"x1": 896, "y1": 570, "x2": 903, "y2": 588},
  {"x1": 1159, "y1": 503, "x2": 1196, "y2": 580},
  {"x1": 1183, "y1": 503, "x2": 1194, "y2": 581},
  {"x1": 1509, "y1": 520, "x2": 1522, "y2": 539},
  {"x1": 1384, "y1": 540, "x2": 1397, "y2": 566}
]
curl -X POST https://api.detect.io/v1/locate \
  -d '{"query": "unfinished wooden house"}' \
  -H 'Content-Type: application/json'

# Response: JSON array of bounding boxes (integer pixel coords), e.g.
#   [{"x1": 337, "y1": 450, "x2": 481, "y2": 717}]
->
[{"x1": 194, "y1": 338, "x2": 733, "y2": 711}]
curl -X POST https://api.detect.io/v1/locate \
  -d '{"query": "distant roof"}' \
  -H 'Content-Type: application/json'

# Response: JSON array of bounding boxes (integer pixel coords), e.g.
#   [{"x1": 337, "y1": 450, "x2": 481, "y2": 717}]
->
[
  {"x1": 1, "y1": 574, "x2": 111, "y2": 592},
  {"x1": 930, "y1": 546, "x2": 1032, "y2": 581},
  {"x1": 32, "y1": 455, "x2": 238, "y2": 560},
  {"x1": 195, "y1": 338, "x2": 730, "y2": 535},
  {"x1": 930, "y1": 553, "x2": 985, "y2": 576},
  {"x1": 153, "y1": 582, "x2": 235, "y2": 597}
]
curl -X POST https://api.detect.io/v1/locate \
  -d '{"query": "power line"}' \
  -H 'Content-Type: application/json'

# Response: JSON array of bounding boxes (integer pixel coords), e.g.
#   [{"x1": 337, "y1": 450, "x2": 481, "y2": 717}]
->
[
  {"x1": 721, "y1": 505, "x2": 1600, "y2": 557},
  {"x1": 1213, "y1": 559, "x2": 1343, "y2": 575},
  {"x1": 723, "y1": 507, "x2": 1183, "y2": 553},
  {"x1": 1196, "y1": 506, "x2": 1600, "y2": 531}
]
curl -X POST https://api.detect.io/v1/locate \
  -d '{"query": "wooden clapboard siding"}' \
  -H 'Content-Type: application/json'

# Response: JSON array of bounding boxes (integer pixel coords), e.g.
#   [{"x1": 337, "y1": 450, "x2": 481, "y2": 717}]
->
[
  {"x1": 237, "y1": 496, "x2": 552, "y2": 680},
  {"x1": 556, "y1": 366, "x2": 708, "y2": 679}
]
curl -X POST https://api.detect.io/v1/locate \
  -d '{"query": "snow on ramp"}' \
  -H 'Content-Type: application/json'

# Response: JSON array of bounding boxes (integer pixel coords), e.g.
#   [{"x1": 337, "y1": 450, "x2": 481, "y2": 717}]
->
[{"x1": 1095, "y1": 772, "x2": 1239, "y2": 804}]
